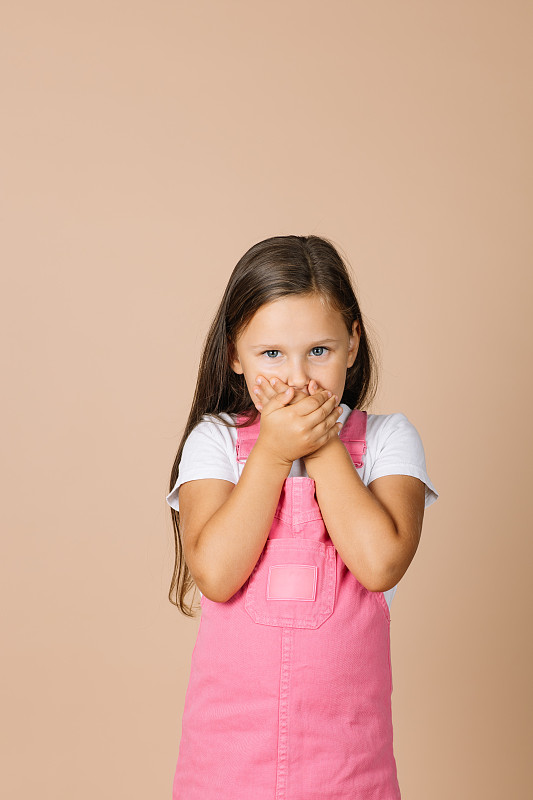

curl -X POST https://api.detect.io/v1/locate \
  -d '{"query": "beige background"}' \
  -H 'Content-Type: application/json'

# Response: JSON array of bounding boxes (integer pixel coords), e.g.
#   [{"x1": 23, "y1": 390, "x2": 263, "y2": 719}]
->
[{"x1": 2, "y1": 1, "x2": 532, "y2": 798}]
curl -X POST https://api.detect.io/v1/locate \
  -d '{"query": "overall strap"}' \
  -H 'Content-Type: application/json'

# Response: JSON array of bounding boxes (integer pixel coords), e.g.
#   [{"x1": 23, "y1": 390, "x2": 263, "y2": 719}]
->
[
  {"x1": 340, "y1": 408, "x2": 367, "y2": 468},
  {"x1": 235, "y1": 407, "x2": 367, "y2": 468},
  {"x1": 235, "y1": 414, "x2": 261, "y2": 463}
]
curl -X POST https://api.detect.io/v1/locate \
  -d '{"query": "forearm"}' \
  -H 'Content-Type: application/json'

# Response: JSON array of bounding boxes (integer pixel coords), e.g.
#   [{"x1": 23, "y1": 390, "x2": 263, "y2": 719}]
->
[
  {"x1": 308, "y1": 438, "x2": 398, "y2": 591},
  {"x1": 196, "y1": 443, "x2": 291, "y2": 602}
]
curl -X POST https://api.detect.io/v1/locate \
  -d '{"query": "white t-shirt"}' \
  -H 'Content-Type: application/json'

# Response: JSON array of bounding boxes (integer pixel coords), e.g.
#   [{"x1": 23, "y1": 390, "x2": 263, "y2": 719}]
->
[{"x1": 166, "y1": 405, "x2": 439, "y2": 611}]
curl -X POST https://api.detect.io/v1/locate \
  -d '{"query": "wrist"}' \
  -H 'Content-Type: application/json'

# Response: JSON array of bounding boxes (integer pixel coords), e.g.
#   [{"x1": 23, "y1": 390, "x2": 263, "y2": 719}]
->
[
  {"x1": 304, "y1": 435, "x2": 343, "y2": 469},
  {"x1": 253, "y1": 437, "x2": 293, "y2": 476},
  {"x1": 305, "y1": 432, "x2": 343, "y2": 458}
]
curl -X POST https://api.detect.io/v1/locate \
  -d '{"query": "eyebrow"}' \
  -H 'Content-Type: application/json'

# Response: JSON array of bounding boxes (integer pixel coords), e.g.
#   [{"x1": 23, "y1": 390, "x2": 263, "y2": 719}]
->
[{"x1": 251, "y1": 338, "x2": 341, "y2": 348}]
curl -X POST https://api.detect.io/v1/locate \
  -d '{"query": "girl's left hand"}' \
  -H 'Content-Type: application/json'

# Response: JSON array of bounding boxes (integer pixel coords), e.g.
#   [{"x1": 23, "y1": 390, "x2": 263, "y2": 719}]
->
[
  {"x1": 252, "y1": 375, "x2": 341, "y2": 468},
  {"x1": 252, "y1": 375, "x2": 308, "y2": 410},
  {"x1": 252, "y1": 375, "x2": 337, "y2": 410},
  {"x1": 252, "y1": 375, "x2": 343, "y2": 462}
]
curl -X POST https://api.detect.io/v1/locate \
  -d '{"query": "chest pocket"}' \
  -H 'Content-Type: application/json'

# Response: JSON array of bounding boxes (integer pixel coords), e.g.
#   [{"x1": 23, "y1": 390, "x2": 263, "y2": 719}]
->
[{"x1": 244, "y1": 538, "x2": 337, "y2": 629}]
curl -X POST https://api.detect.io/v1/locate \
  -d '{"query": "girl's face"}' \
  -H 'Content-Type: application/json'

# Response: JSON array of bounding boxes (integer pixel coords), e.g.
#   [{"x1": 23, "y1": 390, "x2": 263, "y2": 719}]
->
[{"x1": 230, "y1": 293, "x2": 360, "y2": 404}]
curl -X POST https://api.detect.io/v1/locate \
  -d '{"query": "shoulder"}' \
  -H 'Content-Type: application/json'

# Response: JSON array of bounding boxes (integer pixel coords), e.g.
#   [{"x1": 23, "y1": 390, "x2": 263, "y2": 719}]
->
[
  {"x1": 180, "y1": 411, "x2": 240, "y2": 467},
  {"x1": 364, "y1": 411, "x2": 439, "y2": 510},
  {"x1": 366, "y1": 411, "x2": 424, "y2": 454},
  {"x1": 188, "y1": 411, "x2": 238, "y2": 446},
  {"x1": 166, "y1": 412, "x2": 239, "y2": 511}
]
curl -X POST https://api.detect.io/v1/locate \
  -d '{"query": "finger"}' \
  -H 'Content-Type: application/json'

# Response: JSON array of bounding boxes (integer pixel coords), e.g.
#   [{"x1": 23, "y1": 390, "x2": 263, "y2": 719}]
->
[
  {"x1": 266, "y1": 385, "x2": 294, "y2": 408},
  {"x1": 269, "y1": 376, "x2": 289, "y2": 393},
  {"x1": 252, "y1": 375, "x2": 277, "y2": 405},
  {"x1": 309, "y1": 388, "x2": 334, "y2": 409},
  {"x1": 309, "y1": 379, "x2": 338, "y2": 404},
  {"x1": 316, "y1": 400, "x2": 345, "y2": 440},
  {"x1": 268, "y1": 378, "x2": 311, "y2": 408},
  {"x1": 325, "y1": 415, "x2": 344, "y2": 439},
  {"x1": 331, "y1": 412, "x2": 344, "y2": 436},
  {"x1": 300, "y1": 391, "x2": 340, "y2": 421},
  {"x1": 305, "y1": 379, "x2": 319, "y2": 396},
  {"x1": 255, "y1": 377, "x2": 295, "y2": 410},
  {"x1": 307, "y1": 379, "x2": 326, "y2": 397},
  {"x1": 260, "y1": 376, "x2": 280, "y2": 397}
]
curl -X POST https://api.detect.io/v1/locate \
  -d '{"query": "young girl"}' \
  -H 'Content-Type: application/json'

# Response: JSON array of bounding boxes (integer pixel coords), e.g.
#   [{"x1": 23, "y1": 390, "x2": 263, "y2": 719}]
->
[{"x1": 166, "y1": 234, "x2": 439, "y2": 799}]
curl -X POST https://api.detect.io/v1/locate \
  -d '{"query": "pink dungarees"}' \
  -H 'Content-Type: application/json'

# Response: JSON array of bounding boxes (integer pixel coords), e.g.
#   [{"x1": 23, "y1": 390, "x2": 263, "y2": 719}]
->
[{"x1": 173, "y1": 407, "x2": 401, "y2": 799}]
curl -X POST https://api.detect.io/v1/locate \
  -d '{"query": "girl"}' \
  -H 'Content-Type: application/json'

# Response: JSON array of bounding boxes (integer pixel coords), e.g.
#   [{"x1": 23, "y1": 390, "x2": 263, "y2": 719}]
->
[{"x1": 166, "y1": 234, "x2": 439, "y2": 799}]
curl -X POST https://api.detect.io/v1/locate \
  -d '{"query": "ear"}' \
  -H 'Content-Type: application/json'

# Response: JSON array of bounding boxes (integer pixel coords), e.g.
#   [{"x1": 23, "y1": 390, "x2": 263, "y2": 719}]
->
[
  {"x1": 347, "y1": 320, "x2": 361, "y2": 369},
  {"x1": 228, "y1": 341, "x2": 243, "y2": 374}
]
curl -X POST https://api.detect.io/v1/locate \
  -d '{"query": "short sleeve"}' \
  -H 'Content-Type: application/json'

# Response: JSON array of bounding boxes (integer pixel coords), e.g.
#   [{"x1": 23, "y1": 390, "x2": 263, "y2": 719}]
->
[
  {"x1": 166, "y1": 417, "x2": 237, "y2": 512},
  {"x1": 367, "y1": 413, "x2": 439, "y2": 509}
]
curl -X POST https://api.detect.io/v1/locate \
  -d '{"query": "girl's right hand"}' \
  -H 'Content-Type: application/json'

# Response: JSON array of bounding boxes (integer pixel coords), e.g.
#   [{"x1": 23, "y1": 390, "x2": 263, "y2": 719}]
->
[{"x1": 255, "y1": 385, "x2": 342, "y2": 467}]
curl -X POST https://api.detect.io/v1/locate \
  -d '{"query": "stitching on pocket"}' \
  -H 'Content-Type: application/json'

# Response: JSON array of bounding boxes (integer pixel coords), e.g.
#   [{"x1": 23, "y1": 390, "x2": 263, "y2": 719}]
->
[{"x1": 245, "y1": 539, "x2": 337, "y2": 629}]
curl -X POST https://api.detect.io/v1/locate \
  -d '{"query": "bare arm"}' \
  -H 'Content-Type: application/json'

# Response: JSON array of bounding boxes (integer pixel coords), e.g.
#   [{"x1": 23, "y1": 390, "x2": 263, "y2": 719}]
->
[
  {"x1": 304, "y1": 437, "x2": 425, "y2": 592},
  {"x1": 180, "y1": 441, "x2": 291, "y2": 603}
]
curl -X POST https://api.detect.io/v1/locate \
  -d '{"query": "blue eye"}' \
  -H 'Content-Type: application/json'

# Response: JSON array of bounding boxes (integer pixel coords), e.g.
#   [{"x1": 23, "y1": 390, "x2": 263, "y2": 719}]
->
[{"x1": 260, "y1": 347, "x2": 330, "y2": 358}]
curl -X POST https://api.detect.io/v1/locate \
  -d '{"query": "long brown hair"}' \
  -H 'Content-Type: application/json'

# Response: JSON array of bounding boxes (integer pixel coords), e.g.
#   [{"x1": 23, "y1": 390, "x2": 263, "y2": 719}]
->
[{"x1": 167, "y1": 234, "x2": 379, "y2": 616}]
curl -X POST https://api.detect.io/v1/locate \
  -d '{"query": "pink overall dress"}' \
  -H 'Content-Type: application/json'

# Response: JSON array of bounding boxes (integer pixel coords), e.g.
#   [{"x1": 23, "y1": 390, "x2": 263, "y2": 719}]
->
[{"x1": 173, "y1": 407, "x2": 401, "y2": 799}]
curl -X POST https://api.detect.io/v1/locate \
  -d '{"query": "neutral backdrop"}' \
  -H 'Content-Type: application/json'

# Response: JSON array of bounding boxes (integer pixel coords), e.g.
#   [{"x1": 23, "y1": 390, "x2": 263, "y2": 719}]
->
[{"x1": 2, "y1": 2, "x2": 532, "y2": 798}]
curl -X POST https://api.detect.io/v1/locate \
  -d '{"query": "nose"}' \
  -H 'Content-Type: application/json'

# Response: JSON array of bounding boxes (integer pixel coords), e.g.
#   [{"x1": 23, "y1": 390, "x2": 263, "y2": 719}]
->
[
  {"x1": 287, "y1": 365, "x2": 310, "y2": 392},
  {"x1": 289, "y1": 383, "x2": 309, "y2": 394}
]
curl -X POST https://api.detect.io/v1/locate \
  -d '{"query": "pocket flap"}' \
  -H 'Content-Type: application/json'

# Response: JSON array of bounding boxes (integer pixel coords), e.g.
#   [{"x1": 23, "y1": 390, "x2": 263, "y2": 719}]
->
[{"x1": 245, "y1": 539, "x2": 337, "y2": 629}]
